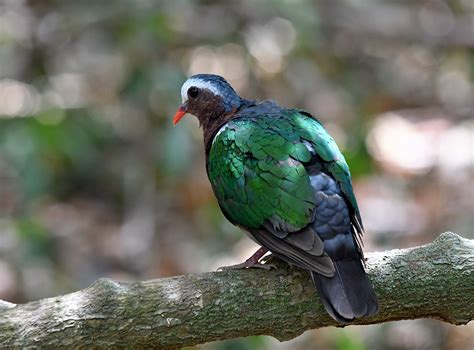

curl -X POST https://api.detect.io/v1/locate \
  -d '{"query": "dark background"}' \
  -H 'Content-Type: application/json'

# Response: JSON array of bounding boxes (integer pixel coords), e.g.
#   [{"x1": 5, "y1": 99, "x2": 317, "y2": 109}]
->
[{"x1": 0, "y1": 1, "x2": 472, "y2": 349}]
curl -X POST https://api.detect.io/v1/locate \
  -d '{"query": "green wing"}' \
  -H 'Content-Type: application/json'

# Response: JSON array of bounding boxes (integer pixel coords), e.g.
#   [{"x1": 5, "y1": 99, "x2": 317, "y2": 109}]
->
[
  {"x1": 208, "y1": 109, "x2": 362, "y2": 234},
  {"x1": 208, "y1": 113, "x2": 316, "y2": 233}
]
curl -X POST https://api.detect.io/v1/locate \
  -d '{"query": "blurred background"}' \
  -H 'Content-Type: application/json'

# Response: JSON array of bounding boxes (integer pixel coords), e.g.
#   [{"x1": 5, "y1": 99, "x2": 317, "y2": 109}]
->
[{"x1": 0, "y1": 0, "x2": 472, "y2": 349}]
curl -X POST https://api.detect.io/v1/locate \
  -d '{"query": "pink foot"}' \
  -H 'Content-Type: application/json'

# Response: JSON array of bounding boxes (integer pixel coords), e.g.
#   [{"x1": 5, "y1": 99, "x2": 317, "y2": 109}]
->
[{"x1": 217, "y1": 247, "x2": 275, "y2": 271}]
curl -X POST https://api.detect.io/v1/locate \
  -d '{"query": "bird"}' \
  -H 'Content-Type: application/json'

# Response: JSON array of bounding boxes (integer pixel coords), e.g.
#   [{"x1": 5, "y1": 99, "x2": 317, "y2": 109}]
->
[{"x1": 172, "y1": 73, "x2": 378, "y2": 323}]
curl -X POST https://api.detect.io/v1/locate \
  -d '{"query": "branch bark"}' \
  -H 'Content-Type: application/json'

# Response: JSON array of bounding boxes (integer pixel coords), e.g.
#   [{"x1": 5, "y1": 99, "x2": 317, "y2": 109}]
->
[{"x1": 0, "y1": 232, "x2": 472, "y2": 349}]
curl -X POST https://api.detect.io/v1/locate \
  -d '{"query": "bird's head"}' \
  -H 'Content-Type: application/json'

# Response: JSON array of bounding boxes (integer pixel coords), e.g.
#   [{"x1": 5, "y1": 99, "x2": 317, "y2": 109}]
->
[{"x1": 172, "y1": 74, "x2": 243, "y2": 125}]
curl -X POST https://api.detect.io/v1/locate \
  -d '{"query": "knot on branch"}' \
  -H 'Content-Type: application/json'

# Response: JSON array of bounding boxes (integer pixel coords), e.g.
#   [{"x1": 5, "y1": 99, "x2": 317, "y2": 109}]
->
[
  {"x1": 88, "y1": 278, "x2": 128, "y2": 294},
  {"x1": 0, "y1": 300, "x2": 16, "y2": 311},
  {"x1": 434, "y1": 232, "x2": 466, "y2": 246}
]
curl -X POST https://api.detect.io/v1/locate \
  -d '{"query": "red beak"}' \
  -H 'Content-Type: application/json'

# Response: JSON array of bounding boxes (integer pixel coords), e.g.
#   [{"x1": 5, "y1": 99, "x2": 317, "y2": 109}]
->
[{"x1": 172, "y1": 105, "x2": 187, "y2": 125}]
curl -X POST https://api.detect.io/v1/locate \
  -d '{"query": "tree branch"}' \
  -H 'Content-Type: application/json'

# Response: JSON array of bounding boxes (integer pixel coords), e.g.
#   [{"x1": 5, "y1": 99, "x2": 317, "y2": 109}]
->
[{"x1": 0, "y1": 232, "x2": 472, "y2": 349}]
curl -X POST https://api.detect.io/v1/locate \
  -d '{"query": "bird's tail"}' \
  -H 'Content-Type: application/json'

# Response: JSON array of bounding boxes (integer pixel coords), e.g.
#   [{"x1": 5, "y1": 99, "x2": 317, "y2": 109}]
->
[{"x1": 311, "y1": 258, "x2": 378, "y2": 323}]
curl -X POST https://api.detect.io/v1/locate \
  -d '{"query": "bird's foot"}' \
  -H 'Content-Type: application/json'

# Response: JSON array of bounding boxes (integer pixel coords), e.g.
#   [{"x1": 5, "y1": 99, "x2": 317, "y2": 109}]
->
[
  {"x1": 217, "y1": 247, "x2": 275, "y2": 271},
  {"x1": 217, "y1": 260, "x2": 275, "y2": 271},
  {"x1": 260, "y1": 254, "x2": 280, "y2": 265}
]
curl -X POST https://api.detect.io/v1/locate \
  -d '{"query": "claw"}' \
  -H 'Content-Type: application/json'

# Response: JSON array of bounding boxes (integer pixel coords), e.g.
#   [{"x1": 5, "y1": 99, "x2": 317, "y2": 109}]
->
[
  {"x1": 260, "y1": 254, "x2": 279, "y2": 265},
  {"x1": 217, "y1": 261, "x2": 276, "y2": 271},
  {"x1": 217, "y1": 246, "x2": 275, "y2": 271}
]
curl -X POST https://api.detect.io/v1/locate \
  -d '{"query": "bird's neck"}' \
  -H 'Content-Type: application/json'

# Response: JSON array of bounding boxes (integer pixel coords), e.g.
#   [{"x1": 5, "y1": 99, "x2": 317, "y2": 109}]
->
[
  {"x1": 201, "y1": 110, "x2": 237, "y2": 155},
  {"x1": 202, "y1": 98, "x2": 255, "y2": 155}
]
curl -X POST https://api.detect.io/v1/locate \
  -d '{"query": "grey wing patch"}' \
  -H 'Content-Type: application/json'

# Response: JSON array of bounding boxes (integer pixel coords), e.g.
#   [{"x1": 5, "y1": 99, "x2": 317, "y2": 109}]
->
[
  {"x1": 309, "y1": 172, "x2": 362, "y2": 263},
  {"x1": 248, "y1": 228, "x2": 334, "y2": 277},
  {"x1": 284, "y1": 226, "x2": 324, "y2": 256},
  {"x1": 302, "y1": 140, "x2": 316, "y2": 155},
  {"x1": 310, "y1": 172, "x2": 352, "y2": 240}
]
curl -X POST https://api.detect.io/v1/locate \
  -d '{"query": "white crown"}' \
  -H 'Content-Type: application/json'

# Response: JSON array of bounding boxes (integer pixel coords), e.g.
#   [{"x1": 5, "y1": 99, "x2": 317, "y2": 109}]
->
[{"x1": 180, "y1": 78, "x2": 223, "y2": 103}]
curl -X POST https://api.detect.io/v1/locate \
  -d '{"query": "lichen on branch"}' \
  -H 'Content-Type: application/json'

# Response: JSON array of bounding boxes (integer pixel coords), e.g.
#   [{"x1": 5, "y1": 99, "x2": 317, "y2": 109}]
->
[{"x1": 0, "y1": 232, "x2": 472, "y2": 349}]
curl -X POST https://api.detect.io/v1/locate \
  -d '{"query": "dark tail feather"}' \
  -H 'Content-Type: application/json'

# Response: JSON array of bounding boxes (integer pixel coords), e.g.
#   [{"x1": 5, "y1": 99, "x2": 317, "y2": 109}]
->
[{"x1": 311, "y1": 259, "x2": 378, "y2": 323}]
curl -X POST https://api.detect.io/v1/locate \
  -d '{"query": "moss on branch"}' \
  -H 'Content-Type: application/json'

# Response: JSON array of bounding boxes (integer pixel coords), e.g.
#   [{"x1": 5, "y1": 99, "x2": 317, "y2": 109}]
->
[{"x1": 0, "y1": 232, "x2": 472, "y2": 349}]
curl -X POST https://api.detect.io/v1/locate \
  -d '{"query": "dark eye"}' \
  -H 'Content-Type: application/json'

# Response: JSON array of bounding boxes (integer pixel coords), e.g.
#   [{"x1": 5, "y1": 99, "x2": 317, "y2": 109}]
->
[{"x1": 187, "y1": 87, "x2": 200, "y2": 99}]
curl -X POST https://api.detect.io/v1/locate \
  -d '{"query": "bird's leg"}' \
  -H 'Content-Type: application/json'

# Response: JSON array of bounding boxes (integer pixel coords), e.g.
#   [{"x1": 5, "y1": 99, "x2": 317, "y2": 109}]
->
[{"x1": 217, "y1": 247, "x2": 275, "y2": 271}]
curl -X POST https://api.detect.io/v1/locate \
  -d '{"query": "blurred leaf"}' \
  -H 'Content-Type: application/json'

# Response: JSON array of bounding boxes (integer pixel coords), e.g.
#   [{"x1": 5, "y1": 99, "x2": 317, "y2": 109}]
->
[
  {"x1": 334, "y1": 329, "x2": 366, "y2": 350},
  {"x1": 189, "y1": 336, "x2": 269, "y2": 350},
  {"x1": 15, "y1": 219, "x2": 54, "y2": 258},
  {"x1": 0, "y1": 110, "x2": 119, "y2": 200}
]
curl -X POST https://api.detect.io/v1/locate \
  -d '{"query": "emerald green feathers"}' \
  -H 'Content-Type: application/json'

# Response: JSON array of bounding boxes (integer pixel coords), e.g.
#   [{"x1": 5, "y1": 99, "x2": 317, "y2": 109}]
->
[{"x1": 208, "y1": 108, "x2": 360, "y2": 234}]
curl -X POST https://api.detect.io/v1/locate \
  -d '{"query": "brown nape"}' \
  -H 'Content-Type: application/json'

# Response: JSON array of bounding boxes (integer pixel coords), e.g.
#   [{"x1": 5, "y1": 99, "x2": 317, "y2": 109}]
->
[
  {"x1": 202, "y1": 108, "x2": 241, "y2": 154},
  {"x1": 185, "y1": 89, "x2": 243, "y2": 153}
]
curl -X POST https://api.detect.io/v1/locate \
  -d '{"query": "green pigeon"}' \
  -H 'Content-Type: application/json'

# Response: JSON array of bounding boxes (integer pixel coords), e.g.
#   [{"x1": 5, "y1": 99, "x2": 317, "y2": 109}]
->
[{"x1": 172, "y1": 74, "x2": 378, "y2": 322}]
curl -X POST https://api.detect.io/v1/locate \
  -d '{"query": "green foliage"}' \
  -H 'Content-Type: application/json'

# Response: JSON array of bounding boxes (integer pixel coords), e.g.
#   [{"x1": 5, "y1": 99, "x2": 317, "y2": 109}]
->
[
  {"x1": 333, "y1": 329, "x2": 367, "y2": 350},
  {"x1": 15, "y1": 219, "x2": 53, "y2": 258},
  {"x1": 0, "y1": 110, "x2": 118, "y2": 200},
  {"x1": 187, "y1": 336, "x2": 268, "y2": 350}
]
